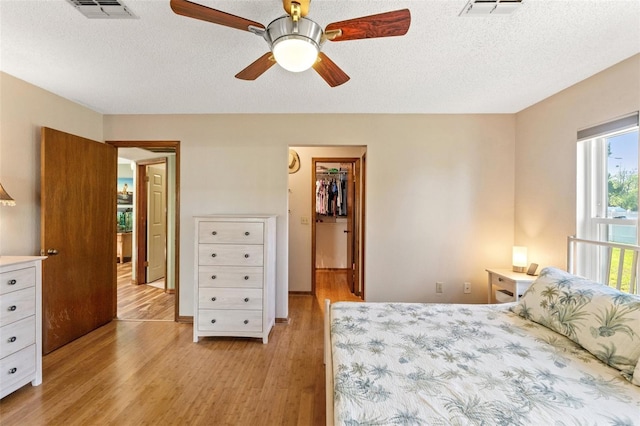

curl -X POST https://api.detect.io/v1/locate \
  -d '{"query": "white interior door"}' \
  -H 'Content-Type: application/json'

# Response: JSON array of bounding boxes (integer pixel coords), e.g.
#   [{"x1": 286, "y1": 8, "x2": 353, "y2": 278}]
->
[{"x1": 147, "y1": 163, "x2": 166, "y2": 283}]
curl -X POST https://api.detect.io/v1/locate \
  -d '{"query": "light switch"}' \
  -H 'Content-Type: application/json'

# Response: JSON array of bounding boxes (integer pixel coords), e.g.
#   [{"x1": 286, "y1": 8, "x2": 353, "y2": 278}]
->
[{"x1": 301, "y1": 216, "x2": 310, "y2": 225}]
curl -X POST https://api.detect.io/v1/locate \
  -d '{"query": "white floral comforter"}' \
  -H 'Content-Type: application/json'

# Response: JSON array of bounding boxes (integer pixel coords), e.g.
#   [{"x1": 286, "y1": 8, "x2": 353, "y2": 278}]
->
[{"x1": 330, "y1": 302, "x2": 640, "y2": 425}]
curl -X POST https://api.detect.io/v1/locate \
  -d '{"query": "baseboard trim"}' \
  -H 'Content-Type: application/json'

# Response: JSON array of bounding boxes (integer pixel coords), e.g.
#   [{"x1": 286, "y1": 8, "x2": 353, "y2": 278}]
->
[
  {"x1": 316, "y1": 268, "x2": 349, "y2": 272},
  {"x1": 177, "y1": 315, "x2": 193, "y2": 323},
  {"x1": 289, "y1": 291, "x2": 313, "y2": 295},
  {"x1": 276, "y1": 317, "x2": 290, "y2": 324}
]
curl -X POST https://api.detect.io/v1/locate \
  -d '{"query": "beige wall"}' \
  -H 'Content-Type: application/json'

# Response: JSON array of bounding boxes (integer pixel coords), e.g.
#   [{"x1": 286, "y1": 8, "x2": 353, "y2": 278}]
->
[
  {"x1": 1, "y1": 72, "x2": 518, "y2": 319},
  {"x1": 103, "y1": 114, "x2": 516, "y2": 313},
  {"x1": 103, "y1": 115, "x2": 291, "y2": 317},
  {"x1": 1, "y1": 53, "x2": 636, "y2": 318},
  {"x1": 362, "y1": 115, "x2": 516, "y2": 303},
  {"x1": 515, "y1": 54, "x2": 640, "y2": 269},
  {"x1": 0, "y1": 72, "x2": 103, "y2": 255}
]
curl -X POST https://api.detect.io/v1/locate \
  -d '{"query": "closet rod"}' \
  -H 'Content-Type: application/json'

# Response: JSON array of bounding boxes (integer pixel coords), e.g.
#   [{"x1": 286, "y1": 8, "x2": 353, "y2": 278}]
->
[{"x1": 316, "y1": 171, "x2": 347, "y2": 175}]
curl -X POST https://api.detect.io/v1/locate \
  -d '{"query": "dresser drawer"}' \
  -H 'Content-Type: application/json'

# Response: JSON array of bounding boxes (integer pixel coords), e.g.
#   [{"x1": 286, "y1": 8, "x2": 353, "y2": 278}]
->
[
  {"x1": 198, "y1": 244, "x2": 264, "y2": 267},
  {"x1": 0, "y1": 344, "x2": 36, "y2": 395},
  {"x1": 0, "y1": 287, "x2": 35, "y2": 326},
  {"x1": 197, "y1": 309, "x2": 263, "y2": 332},
  {"x1": 490, "y1": 273, "x2": 516, "y2": 294},
  {"x1": 199, "y1": 222, "x2": 264, "y2": 244},
  {"x1": 0, "y1": 316, "x2": 35, "y2": 359},
  {"x1": 199, "y1": 288, "x2": 263, "y2": 310},
  {"x1": 198, "y1": 266, "x2": 263, "y2": 288},
  {"x1": 0, "y1": 267, "x2": 35, "y2": 295}
]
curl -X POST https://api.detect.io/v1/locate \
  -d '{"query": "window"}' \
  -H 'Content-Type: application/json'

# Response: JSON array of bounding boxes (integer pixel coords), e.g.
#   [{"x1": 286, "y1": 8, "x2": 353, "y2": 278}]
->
[{"x1": 577, "y1": 113, "x2": 639, "y2": 289}]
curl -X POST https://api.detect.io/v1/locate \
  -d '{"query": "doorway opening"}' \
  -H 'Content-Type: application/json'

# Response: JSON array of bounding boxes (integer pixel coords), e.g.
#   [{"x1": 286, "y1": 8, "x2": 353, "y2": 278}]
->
[
  {"x1": 312, "y1": 157, "x2": 364, "y2": 300},
  {"x1": 107, "y1": 140, "x2": 181, "y2": 322}
]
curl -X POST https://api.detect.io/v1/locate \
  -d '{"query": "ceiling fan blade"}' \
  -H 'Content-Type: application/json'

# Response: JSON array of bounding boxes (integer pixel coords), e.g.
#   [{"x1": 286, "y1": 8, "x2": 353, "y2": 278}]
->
[
  {"x1": 282, "y1": 0, "x2": 310, "y2": 17},
  {"x1": 312, "y1": 53, "x2": 350, "y2": 87},
  {"x1": 235, "y1": 53, "x2": 276, "y2": 81},
  {"x1": 170, "y1": 0, "x2": 265, "y2": 32},
  {"x1": 325, "y1": 9, "x2": 411, "y2": 42}
]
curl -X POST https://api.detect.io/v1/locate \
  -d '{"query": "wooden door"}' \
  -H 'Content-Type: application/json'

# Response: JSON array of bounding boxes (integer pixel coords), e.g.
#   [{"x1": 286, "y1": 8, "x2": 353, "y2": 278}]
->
[
  {"x1": 352, "y1": 160, "x2": 361, "y2": 296},
  {"x1": 344, "y1": 163, "x2": 355, "y2": 293},
  {"x1": 41, "y1": 127, "x2": 116, "y2": 354},
  {"x1": 146, "y1": 163, "x2": 167, "y2": 284}
]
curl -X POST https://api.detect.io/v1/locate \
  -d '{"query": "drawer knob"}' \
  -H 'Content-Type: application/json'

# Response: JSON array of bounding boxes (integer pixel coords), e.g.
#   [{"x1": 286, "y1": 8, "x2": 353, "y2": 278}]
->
[
  {"x1": 498, "y1": 277, "x2": 504, "y2": 282},
  {"x1": 8, "y1": 368, "x2": 17, "y2": 374},
  {"x1": 243, "y1": 320, "x2": 249, "y2": 325},
  {"x1": 211, "y1": 319, "x2": 216, "y2": 324},
  {"x1": 244, "y1": 298, "x2": 249, "y2": 302},
  {"x1": 211, "y1": 253, "x2": 217, "y2": 258},
  {"x1": 244, "y1": 254, "x2": 249, "y2": 258},
  {"x1": 212, "y1": 231, "x2": 217, "y2": 235},
  {"x1": 8, "y1": 279, "x2": 17, "y2": 285},
  {"x1": 244, "y1": 231, "x2": 250, "y2": 236},
  {"x1": 8, "y1": 336, "x2": 17, "y2": 343},
  {"x1": 8, "y1": 305, "x2": 17, "y2": 311},
  {"x1": 211, "y1": 275, "x2": 217, "y2": 280},
  {"x1": 244, "y1": 275, "x2": 249, "y2": 280},
  {"x1": 211, "y1": 297, "x2": 217, "y2": 302}
]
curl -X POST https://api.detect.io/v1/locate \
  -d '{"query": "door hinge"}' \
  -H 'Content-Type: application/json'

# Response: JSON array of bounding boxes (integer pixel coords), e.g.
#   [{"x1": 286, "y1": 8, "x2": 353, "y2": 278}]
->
[
  {"x1": 144, "y1": 175, "x2": 150, "y2": 182},
  {"x1": 143, "y1": 261, "x2": 149, "y2": 267}
]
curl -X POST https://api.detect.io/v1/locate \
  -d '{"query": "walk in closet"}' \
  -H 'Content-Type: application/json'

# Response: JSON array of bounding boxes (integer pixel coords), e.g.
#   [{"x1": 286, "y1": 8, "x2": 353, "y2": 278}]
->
[{"x1": 315, "y1": 164, "x2": 349, "y2": 269}]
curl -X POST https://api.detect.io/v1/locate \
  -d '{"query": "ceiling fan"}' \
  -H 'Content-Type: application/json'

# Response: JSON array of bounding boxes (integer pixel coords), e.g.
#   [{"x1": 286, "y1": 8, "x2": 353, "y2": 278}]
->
[{"x1": 170, "y1": 0, "x2": 411, "y2": 87}]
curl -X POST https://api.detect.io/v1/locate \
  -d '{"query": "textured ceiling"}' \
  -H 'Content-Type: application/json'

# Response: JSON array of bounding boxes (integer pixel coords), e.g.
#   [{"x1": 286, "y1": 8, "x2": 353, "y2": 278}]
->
[{"x1": 1, "y1": 0, "x2": 639, "y2": 114}]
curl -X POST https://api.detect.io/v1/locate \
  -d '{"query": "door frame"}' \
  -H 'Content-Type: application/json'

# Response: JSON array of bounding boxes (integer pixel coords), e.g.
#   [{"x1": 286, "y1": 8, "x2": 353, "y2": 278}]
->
[
  {"x1": 106, "y1": 140, "x2": 184, "y2": 322},
  {"x1": 311, "y1": 157, "x2": 364, "y2": 298}
]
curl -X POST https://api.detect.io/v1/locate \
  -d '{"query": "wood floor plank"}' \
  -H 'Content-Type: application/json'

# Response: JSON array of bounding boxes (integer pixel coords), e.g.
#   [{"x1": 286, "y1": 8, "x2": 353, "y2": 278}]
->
[
  {"x1": 116, "y1": 262, "x2": 174, "y2": 321},
  {"x1": 0, "y1": 271, "x2": 361, "y2": 425}
]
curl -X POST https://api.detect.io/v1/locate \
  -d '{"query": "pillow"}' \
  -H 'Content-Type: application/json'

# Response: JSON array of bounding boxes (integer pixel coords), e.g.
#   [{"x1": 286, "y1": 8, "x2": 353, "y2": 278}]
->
[{"x1": 511, "y1": 266, "x2": 640, "y2": 383}]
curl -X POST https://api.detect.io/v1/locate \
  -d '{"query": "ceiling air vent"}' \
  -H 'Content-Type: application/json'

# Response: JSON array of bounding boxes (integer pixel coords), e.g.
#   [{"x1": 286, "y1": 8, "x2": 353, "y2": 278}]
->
[
  {"x1": 460, "y1": 0, "x2": 523, "y2": 16},
  {"x1": 66, "y1": 0, "x2": 137, "y2": 19}
]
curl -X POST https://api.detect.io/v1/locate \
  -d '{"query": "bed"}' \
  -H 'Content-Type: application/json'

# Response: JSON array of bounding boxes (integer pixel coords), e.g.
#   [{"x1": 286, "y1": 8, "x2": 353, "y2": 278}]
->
[{"x1": 324, "y1": 237, "x2": 640, "y2": 425}]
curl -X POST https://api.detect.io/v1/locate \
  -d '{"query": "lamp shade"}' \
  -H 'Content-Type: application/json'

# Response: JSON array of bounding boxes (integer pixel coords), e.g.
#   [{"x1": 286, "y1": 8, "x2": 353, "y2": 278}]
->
[
  {"x1": 272, "y1": 37, "x2": 319, "y2": 72},
  {"x1": 512, "y1": 246, "x2": 527, "y2": 272},
  {"x1": 0, "y1": 182, "x2": 16, "y2": 206}
]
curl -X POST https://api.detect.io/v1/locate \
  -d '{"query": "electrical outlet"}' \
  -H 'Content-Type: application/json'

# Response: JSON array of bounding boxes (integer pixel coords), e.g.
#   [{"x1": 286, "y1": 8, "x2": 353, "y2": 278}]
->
[
  {"x1": 436, "y1": 281, "x2": 444, "y2": 294},
  {"x1": 464, "y1": 282, "x2": 471, "y2": 294}
]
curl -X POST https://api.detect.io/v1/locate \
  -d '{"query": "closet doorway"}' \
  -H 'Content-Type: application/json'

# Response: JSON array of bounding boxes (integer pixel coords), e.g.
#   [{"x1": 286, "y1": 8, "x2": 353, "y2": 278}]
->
[{"x1": 312, "y1": 157, "x2": 364, "y2": 299}]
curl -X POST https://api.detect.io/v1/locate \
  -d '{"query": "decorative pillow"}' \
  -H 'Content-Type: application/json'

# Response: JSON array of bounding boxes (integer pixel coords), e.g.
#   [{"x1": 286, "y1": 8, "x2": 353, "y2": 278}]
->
[{"x1": 511, "y1": 267, "x2": 640, "y2": 383}]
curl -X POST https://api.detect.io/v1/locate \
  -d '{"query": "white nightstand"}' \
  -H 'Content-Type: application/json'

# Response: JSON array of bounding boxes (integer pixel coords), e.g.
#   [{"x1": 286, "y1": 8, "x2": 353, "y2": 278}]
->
[{"x1": 486, "y1": 268, "x2": 536, "y2": 304}]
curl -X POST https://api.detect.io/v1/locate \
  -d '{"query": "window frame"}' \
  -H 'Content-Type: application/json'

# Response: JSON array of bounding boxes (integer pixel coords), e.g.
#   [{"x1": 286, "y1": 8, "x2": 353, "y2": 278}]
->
[{"x1": 576, "y1": 113, "x2": 639, "y2": 283}]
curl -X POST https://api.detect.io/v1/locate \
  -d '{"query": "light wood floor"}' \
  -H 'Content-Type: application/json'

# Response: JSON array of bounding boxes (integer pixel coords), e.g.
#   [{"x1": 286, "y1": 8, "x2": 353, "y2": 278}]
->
[
  {"x1": 117, "y1": 262, "x2": 175, "y2": 321},
  {"x1": 0, "y1": 270, "x2": 361, "y2": 425},
  {"x1": 315, "y1": 269, "x2": 363, "y2": 306}
]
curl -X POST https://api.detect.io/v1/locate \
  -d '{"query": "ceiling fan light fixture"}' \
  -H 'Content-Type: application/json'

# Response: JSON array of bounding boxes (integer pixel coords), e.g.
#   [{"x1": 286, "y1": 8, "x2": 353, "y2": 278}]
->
[
  {"x1": 272, "y1": 37, "x2": 318, "y2": 72},
  {"x1": 265, "y1": 15, "x2": 323, "y2": 73}
]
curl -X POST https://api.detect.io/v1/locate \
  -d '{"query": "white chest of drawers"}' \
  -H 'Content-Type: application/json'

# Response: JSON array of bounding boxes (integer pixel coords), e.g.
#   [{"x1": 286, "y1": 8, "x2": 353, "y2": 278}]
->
[
  {"x1": 0, "y1": 256, "x2": 45, "y2": 399},
  {"x1": 194, "y1": 215, "x2": 276, "y2": 344}
]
